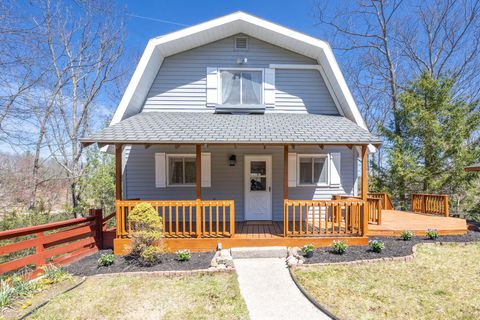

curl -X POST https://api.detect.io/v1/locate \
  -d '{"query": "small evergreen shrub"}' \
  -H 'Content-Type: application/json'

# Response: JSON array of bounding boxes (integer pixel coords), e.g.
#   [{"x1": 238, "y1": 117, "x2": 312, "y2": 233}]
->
[
  {"x1": 128, "y1": 203, "x2": 164, "y2": 265},
  {"x1": 176, "y1": 249, "x2": 191, "y2": 261},
  {"x1": 369, "y1": 240, "x2": 385, "y2": 253},
  {"x1": 426, "y1": 229, "x2": 439, "y2": 239},
  {"x1": 332, "y1": 240, "x2": 348, "y2": 254},
  {"x1": 400, "y1": 230, "x2": 414, "y2": 241},
  {"x1": 302, "y1": 244, "x2": 315, "y2": 254},
  {"x1": 98, "y1": 253, "x2": 115, "y2": 267}
]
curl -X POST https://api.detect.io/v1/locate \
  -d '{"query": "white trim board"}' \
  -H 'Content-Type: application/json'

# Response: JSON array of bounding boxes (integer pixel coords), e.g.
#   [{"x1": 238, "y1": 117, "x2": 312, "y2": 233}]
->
[{"x1": 108, "y1": 11, "x2": 369, "y2": 133}]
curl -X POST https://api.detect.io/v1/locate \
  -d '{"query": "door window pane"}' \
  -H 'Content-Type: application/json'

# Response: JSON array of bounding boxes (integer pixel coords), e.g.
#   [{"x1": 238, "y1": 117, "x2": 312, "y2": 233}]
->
[
  {"x1": 251, "y1": 161, "x2": 266, "y2": 175},
  {"x1": 250, "y1": 161, "x2": 266, "y2": 191}
]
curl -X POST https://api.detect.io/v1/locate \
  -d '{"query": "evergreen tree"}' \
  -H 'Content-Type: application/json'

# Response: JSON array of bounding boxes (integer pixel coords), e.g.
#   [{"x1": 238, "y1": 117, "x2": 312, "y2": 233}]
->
[{"x1": 374, "y1": 72, "x2": 480, "y2": 213}]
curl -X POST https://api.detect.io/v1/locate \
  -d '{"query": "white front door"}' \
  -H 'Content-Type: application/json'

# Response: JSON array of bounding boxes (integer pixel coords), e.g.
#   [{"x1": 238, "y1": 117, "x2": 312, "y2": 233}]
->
[{"x1": 244, "y1": 155, "x2": 272, "y2": 220}]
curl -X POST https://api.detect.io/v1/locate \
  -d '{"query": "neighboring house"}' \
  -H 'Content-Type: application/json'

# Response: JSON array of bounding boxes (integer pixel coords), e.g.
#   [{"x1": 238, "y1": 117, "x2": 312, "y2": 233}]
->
[
  {"x1": 81, "y1": 12, "x2": 382, "y2": 253},
  {"x1": 465, "y1": 163, "x2": 480, "y2": 171}
]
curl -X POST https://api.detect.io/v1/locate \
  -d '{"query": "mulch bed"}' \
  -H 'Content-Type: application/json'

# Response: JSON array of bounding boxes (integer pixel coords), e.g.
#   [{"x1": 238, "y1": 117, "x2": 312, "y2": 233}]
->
[
  {"x1": 65, "y1": 250, "x2": 215, "y2": 276},
  {"x1": 303, "y1": 231, "x2": 480, "y2": 264}
]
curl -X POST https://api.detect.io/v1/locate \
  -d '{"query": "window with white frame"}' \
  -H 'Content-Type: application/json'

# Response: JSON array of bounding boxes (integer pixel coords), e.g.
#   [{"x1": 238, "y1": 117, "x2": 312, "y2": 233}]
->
[
  {"x1": 220, "y1": 70, "x2": 262, "y2": 104},
  {"x1": 167, "y1": 155, "x2": 196, "y2": 186},
  {"x1": 298, "y1": 155, "x2": 329, "y2": 186}
]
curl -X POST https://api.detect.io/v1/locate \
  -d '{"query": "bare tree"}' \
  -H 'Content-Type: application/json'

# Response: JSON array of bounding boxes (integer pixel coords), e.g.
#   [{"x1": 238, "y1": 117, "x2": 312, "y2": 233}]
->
[{"x1": 35, "y1": 0, "x2": 125, "y2": 214}]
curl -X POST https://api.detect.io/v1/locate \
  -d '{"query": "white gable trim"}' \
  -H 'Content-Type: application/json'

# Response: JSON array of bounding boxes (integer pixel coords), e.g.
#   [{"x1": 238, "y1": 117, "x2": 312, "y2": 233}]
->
[{"x1": 109, "y1": 11, "x2": 368, "y2": 132}]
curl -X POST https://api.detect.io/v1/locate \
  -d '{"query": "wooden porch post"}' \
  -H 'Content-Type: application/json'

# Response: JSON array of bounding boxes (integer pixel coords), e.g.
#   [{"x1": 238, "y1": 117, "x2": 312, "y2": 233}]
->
[
  {"x1": 195, "y1": 144, "x2": 202, "y2": 238},
  {"x1": 361, "y1": 145, "x2": 369, "y2": 235},
  {"x1": 283, "y1": 145, "x2": 288, "y2": 237},
  {"x1": 115, "y1": 145, "x2": 123, "y2": 239}
]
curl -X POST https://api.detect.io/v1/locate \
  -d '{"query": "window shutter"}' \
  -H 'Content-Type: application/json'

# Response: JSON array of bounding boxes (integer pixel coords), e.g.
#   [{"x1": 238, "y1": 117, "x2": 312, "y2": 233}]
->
[
  {"x1": 288, "y1": 153, "x2": 297, "y2": 187},
  {"x1": 206, "y1": 67, "x2": 218, "y2": 107},
  {"x1": 201, "y1": 152, "x2": 211, "y2": 187},
  {"x1": 330, "y1": 153, "x2": 341, "y2": 186},
  {"x1": 155, "y1": 153, "x2": 166, "y2": 188},
  {"x1": 264, "y1": 68, "x2": 275, "y2": 108}
]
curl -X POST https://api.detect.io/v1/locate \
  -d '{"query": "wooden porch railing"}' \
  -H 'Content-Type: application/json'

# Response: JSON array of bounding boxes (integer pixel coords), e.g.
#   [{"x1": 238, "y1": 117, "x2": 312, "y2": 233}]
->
[
  {"x1": 411, "y1": 194, "x2": 449, "y2": 217},
  {"x1": 368, "y1": 192, "x2": 394, "y2": 210},
  {"x1": 284, "y1": 199, "x2": 366, "y2": 236},
  {"x1": 0, "y1": 209, "x2": 112, "y2": 277},
  {"x1": 333, "y1": 195, "x2": 382, "y2": 225},
  {"x1": 115, "y1": 200, "x2": 235, "y2": 238}
]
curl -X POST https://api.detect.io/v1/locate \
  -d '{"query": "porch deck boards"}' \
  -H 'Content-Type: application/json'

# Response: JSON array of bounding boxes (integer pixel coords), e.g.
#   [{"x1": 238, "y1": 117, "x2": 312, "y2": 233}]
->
[{"x1": 368, "y1": 210, "x2": 468, "y2": 236}]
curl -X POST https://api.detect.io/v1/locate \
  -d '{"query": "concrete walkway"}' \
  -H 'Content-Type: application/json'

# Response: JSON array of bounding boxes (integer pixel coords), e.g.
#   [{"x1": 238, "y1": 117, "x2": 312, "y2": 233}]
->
[{"x1": 234, "y1": 258, "x2": 331, "y2": 320}]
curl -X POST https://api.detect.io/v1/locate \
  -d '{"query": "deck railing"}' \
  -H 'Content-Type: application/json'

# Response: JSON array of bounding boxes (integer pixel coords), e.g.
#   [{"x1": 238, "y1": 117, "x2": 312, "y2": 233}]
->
[
  {"x1": 411, "y1": 194, "x2": 449, "y2": 217},
  {"x1": 283, "y1": 199, "x2": 366, "y2": 236},
  {"x1": 115, "y1": 200, "x2": 235, "y2": 238},
  {"x1": 333, "y1": 195, "x2": 382, "y2": 225},
  {"x1": 368, "y1": 192, "x2": 394, "y2": 210}
]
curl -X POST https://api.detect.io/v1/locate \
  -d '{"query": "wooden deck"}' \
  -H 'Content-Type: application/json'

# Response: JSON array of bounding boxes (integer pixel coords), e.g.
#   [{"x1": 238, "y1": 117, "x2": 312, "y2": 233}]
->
[
  {"x1": 113, "y1": 211, "x2": 469, "y2": 253},
  {"x1": 368, "y1": 210, "x2": 468, "y2": 236}
]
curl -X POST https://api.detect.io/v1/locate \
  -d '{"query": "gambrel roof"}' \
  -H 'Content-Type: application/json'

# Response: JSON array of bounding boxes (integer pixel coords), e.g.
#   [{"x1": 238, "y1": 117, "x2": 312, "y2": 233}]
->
[
  {"x1": 82, "y1": 112, "x2": 381, "y2": 146},
  {"x1": 110, "y1": 11, "x2": 368, "y2": 131}
]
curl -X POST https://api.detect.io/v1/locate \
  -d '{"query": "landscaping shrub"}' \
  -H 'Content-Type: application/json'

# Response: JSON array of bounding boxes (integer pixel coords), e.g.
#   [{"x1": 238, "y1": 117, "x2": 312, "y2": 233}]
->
[
  {"x1": 426, "y1": 229, "x2": 439, "y2": 239},
  {"x1": 98, "y1": 253, "x2": 115, "y2": 267},
  {"x1": 176, "y1": 249, "x2": 191, "y2": 261},
  {"x1": 400, "y1": 230, "x2": 414, "y2": 241},
  {"x1": 302, "y1": 244, "x2": 315, "y2": 257},
  {"x1": 369, "y1": 240, "x2": 385, "y2": 253},
  {"x1": 128, "y1": 203, "x2": 164, "y2": 265},
  {"x1": 332, "y1": 240, "x2": 348, "y2": 254}
]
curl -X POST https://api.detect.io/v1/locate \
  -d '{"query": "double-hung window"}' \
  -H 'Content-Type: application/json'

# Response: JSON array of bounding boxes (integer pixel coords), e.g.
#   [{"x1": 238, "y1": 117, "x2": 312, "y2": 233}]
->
[
  {"x1": 220, "y1": 70, "x2": 262, "y2": 104},
  {"x1": 298, "y1": 155, "x2": 329, "y2": 186},
  {"x1": 167, "y1": 155, "x2": 196, "y2": 186}
]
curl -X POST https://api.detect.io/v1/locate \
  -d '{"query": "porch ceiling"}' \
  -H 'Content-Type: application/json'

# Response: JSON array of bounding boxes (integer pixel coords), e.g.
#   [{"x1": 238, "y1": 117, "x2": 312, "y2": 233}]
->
[{"x1": 80, "y1": 112, "x2": 381, "y2": 146}]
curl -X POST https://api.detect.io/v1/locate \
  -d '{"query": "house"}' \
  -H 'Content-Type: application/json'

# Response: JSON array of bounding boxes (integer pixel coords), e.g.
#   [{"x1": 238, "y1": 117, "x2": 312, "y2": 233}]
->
[{"x1": 81, "y1": 12, "x2": 383, "y2": 254}]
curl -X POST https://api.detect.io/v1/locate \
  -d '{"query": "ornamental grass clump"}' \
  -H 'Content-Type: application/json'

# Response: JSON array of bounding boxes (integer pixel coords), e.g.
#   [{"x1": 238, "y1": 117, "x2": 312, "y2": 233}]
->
[
  {"x1": 129, "y1": 203, "x2": 164, "y2": 265},
  {"x1": 400, "y1": 230, "x2": 414, "y2": 241},
  {"x1": 332, "y1": 240, "x2": 348, "y2": 255}
]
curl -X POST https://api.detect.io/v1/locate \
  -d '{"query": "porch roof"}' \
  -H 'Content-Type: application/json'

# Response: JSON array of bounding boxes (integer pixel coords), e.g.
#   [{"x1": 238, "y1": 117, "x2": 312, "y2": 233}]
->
[{"x1": 81, "y1": 112, "x2": 381, "y2": 146}]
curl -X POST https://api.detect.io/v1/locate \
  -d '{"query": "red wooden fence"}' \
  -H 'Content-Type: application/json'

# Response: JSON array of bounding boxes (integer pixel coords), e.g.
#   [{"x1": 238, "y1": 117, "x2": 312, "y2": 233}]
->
[{"x1": 0, "y1": 209, "x2": 114, "y2": 277}]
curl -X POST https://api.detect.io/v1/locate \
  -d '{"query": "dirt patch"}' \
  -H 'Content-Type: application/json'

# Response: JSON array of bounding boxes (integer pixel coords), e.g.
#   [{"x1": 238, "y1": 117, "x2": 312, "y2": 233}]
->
[
  {"x1": 65, "y1": 250, "x2": 215, "y2": 276},
  {"x1": 303, "y1": 231, "x2": 480, "y2": 264}
]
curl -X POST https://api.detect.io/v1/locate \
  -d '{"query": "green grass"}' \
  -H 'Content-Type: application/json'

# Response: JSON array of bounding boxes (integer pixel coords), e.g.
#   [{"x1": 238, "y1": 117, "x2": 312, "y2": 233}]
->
[
  {"x1": 30, "y1": 272, "x2": 248, "y2": 320},
  {"x1": 293, "y1": 243, "x2": 480, "y2": 320}
]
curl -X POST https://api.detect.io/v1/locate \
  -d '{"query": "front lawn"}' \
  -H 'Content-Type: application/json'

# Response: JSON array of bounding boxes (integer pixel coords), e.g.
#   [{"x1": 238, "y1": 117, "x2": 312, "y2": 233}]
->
[
  {"x1": 293, "y1": 243, "x2": 480, "y2": 320},
  {"x1": 29, "y1": 272, "x2": 248, "y2": 320}
]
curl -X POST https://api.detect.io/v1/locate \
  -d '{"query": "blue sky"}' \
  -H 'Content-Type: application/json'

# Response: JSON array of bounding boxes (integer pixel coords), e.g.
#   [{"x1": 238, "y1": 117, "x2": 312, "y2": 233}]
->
[{"x1": 117, "y1": 0, "x2": 322, "y2": 50}]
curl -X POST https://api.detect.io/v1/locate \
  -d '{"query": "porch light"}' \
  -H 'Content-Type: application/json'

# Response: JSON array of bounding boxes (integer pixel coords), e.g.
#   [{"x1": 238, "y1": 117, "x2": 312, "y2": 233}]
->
[{"x1": 229, "y1": 154, "x2": 237, "y2": 166}]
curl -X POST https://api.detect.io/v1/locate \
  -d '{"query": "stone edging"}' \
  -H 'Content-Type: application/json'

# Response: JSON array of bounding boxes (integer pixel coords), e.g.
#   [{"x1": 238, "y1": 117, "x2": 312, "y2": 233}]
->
[
  {"x1": 91, "y1": 267, "x2": 236, "y2": 278},
  {"x1": 291, "y1": 241, "x2": 479, "y2": 269},
  {"x1": 289, "y1": 241, "x2": 479, "y2": 319}
]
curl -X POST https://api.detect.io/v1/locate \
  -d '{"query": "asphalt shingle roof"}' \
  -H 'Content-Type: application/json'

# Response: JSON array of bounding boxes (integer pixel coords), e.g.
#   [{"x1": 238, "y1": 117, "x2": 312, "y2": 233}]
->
[{"x1": 81, "y1": 112, "x2": 382, "y2": 145}]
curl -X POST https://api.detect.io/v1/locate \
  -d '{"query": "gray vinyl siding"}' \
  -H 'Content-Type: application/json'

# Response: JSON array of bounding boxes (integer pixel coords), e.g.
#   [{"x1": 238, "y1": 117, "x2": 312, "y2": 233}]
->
[
  {"x1": 274, "y1": 69, "x2": 338, "y2": 114},
  {"x1": 142, "y1": 34, "x2": 339, "y2": 115},
  {"x1": 123, "y1": 145, "x2": 356, "y2": 221}
]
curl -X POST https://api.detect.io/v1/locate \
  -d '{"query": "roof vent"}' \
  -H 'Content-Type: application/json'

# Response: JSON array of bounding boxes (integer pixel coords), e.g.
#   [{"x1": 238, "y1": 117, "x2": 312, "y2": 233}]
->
[{"x1": 235, "y1": 37, "x2": 248, "y2": 50}]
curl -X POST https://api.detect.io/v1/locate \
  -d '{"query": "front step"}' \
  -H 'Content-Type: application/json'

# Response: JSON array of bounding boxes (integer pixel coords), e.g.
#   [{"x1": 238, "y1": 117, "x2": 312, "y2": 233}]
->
[{"x1": 231, "y1": 246, "x2": 288, "y2": 259}]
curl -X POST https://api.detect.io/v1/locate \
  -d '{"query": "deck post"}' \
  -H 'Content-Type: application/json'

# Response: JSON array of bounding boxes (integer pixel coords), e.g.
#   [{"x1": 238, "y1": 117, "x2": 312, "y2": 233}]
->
[
  {"x1": 195, "y1": 144, "x2": 202, "y2": 238},
  {"x1": 115, "y1": 145, "x2": 123, "y2": 239},
  {"x1": 361, "y1": 145, "x2": 369, "y2": 235},
  {"x1": 283, "y1": 145, "x2": 288, "y2": 237}
]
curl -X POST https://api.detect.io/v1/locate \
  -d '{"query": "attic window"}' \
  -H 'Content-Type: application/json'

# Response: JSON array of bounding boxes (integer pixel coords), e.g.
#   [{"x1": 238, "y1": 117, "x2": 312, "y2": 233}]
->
[{"x1": 235, "y1": 37, "x2": 248, "y2": 50}]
